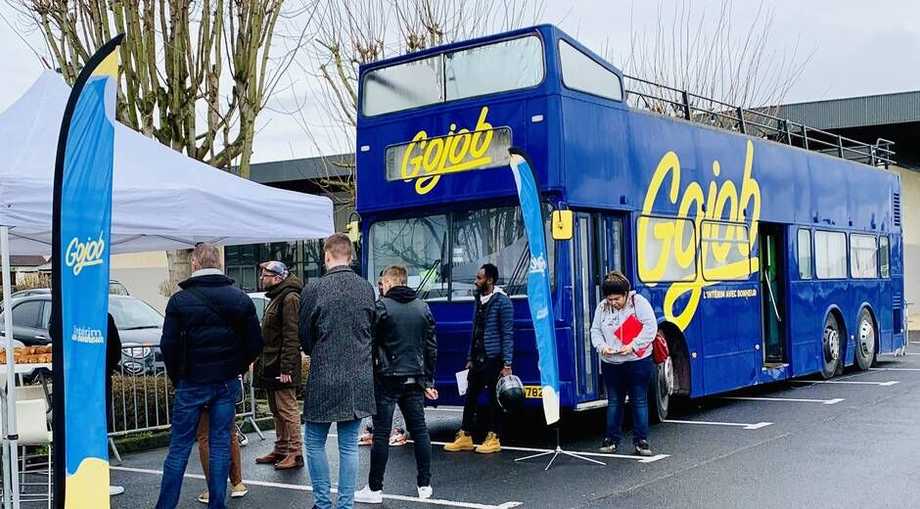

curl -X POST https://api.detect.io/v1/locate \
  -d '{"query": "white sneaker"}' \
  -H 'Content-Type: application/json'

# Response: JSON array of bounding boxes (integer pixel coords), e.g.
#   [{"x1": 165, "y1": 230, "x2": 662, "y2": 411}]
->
[
  {"x1": 354, "y1": 485, "x2": 383, "y2": 504},
  {"x1": 417, "y1": 485, "x2": 432, "y2": 499},
  {"x1": 109, "y1": 486, "x2": 125, "y2": 496}
]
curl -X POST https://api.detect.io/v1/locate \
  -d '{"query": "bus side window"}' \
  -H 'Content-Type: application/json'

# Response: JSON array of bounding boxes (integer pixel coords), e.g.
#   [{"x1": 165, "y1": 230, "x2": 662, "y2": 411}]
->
[
  {"x1": 879, "y1": 236, "x2": 890, "y2": 278},
  {"x1": 797, "y1": 229, "x2": 813, "y2": 280}
]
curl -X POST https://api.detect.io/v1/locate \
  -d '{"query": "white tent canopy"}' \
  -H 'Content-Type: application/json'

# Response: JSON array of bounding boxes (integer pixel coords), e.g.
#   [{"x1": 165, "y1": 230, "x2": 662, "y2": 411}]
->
[{"x1": 0, "y1": 71, "x2": 334, "y2": 255}]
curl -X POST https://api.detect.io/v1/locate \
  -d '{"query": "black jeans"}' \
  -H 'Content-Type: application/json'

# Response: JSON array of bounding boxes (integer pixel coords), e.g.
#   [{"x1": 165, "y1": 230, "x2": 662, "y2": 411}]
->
[
  {"x1": 461, "y1": 358, "x2": 503, "y2": 438},
  {"x1": 369, "y1": 377, "x2": 432, "y2": 491}
]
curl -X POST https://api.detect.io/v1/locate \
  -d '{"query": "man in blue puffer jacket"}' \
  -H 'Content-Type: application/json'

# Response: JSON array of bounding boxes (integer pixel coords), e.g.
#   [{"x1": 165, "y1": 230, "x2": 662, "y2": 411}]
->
[
  {"x1": 156, "y1": 243, "x2": 263, "y2": 509},
  {"x1": 444, "y1": 263, "x2": 513, "y2": 454}
]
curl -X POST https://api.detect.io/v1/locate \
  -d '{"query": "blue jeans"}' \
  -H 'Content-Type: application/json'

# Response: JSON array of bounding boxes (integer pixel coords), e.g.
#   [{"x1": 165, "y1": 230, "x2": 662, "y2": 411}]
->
[
  {"x1": 602, "y1": 356, "x2": 654, "y2": 445},
  {"x1": 305, "y1": 419, "x2": 361, "y2": 509},
  {"x1": 156, "y1": 379, "x2": 240, "y2": 509}
]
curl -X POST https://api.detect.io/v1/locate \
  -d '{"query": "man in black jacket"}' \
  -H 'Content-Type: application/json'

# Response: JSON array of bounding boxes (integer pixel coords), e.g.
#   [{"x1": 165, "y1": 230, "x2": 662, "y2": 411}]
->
[
  {"x1": 155, "y1": 243, "x2": 263, "y2": 509},
  {"x1": 354, "y1": 265, "x2": 438, "y2": 504}
]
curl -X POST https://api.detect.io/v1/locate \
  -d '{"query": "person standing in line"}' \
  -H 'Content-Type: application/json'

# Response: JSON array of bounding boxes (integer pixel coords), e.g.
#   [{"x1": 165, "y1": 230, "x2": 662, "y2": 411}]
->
[
  {"x1": 355, "y1": 265, "x2": 438, "y2": 504},
  {"x1": 155, "y1": 243, "x2": 263, "y2": 509},
  {"x1": 591, "y1": 271, "x2": 657, "y2": 457},
  {"x1": 253, "y1": 260, "x2": 305, "y2": 470},
  {"x1": 443, "y1": 263, "x2": 513, "y2": 454},
  {"x1": 299, "y1": 233, "x2": 376, "y2": 509},
  {"x1": 359, "y1": 271, "x2": 410, "y2": 448},
  {"x1": 194, "y1": 402, "x2": 247, "y2": 504},
  {"x1": 106, "y1": 313, "x2": 125, "y2": 497}
]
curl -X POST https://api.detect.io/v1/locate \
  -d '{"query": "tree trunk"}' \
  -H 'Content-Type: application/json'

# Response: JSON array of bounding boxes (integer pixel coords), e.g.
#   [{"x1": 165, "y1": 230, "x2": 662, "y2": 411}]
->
[{"x1": 165, "y1": 249, "x2": 193, "y2": 296}]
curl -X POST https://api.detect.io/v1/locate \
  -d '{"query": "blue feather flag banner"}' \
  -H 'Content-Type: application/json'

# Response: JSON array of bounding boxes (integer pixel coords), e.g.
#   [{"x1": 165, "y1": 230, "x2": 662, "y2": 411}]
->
[{"x1": 508, "y1": 149, "x2": 560, "y2": 425}]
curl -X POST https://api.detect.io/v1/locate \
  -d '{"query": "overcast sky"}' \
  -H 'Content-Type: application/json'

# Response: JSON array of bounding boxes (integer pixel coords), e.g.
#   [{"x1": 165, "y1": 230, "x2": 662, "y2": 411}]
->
[{"x1": 1, "y1": 0, "x2": 917, "y2": 164}]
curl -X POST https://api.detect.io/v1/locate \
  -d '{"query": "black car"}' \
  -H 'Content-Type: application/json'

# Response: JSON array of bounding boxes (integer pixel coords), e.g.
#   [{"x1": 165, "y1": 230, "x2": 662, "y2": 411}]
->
[{"x1": 0, "y1": 293, "x2": 164, "y2": 375}]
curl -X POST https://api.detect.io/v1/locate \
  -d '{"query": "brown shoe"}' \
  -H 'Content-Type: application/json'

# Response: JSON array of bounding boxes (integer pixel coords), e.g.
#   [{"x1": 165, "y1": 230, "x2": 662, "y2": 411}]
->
[
  {"x1": 255, "y1": 452, "x2": 281, "y2": 465},
  {"x1": 274, "y1": 454, "x2": 303, "y2": 471}
]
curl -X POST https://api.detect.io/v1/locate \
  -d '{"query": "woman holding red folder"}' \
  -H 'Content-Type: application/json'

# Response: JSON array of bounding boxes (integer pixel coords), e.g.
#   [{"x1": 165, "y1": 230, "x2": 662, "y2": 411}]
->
[{"x1": 590, "y1": 271, "x2": 658, "y2": 456}]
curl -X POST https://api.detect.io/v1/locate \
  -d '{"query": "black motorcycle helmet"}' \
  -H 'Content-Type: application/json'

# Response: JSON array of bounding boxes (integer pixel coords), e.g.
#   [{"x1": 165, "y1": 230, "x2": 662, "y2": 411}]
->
[{"x1": 496, "y1": 374, "x2": 525, "y2": 413}]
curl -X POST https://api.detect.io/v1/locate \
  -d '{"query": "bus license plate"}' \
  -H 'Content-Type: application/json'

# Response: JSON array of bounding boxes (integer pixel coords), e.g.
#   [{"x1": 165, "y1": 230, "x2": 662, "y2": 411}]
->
[{"x1": 523, "y1": 386, "x2": 543, "y2": 399}]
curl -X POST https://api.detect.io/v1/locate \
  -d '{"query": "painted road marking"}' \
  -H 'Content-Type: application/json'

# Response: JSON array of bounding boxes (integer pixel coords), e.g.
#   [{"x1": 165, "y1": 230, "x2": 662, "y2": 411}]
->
[
  {"x1": 870, "y1": 367, "x2": 920, "y2": 372},
  {"x1": 111, "y1": 466, "x2": 523, "y2": 509},
  {"x1": 427, "y1": 439, "x2": 669, "y2": 464},
  {"x1": 722, "y1": 396, "x2": 844, "y2": 405},
  {"x1": 266, "y1": 431, "x2": 669, "y2": 464},
  {"x1": 789, "y1": 380, "x2": 900, "y2": 386},
  {"x1": 663, "y1": 419, "x2": 772, "y2": 430}
]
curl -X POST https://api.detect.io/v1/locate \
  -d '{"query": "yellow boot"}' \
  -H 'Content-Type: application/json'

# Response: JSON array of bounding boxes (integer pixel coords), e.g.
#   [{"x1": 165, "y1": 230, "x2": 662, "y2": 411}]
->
[
  {"x1": 474, "y1": 432, "x2": 501, "y2": 454},
  {"x1": 443, "y1": 430, "x2": 475, "y2": 452}
]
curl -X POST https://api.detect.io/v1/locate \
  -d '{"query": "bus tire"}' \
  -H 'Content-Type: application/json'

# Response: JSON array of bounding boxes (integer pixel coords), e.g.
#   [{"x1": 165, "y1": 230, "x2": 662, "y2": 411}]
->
[
  {"x1": 820, "y1": 313, "x2": 842, "y2": 379},
  {"x1": 649, "y1": 357, "x2": 672, "y2": 423},
  {"x1": 855, "y1": 308, "x2": 877, "y2": 371}
]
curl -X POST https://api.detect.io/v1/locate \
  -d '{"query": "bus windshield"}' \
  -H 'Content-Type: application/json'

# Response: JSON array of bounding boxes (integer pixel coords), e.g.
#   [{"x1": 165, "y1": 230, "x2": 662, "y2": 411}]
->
[
  {"x1": 368, "y1": 205, "x2": 553, "y2": 300},
  {"x1": 362, "y1": 35, "x2": 544, "y2": 116}
]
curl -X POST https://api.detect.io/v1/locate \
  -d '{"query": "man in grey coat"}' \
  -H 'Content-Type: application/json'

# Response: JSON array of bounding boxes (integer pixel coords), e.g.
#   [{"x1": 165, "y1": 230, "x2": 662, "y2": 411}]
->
[{"x1": 299, "y1": 233, "x2": 375, "y2": 509}]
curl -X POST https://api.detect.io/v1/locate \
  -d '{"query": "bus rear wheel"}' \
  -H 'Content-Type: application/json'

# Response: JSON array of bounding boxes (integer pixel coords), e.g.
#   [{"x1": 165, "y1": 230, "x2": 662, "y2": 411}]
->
[
  {"x1": 649, "y1": 357, "x2": 672, "y2": 423},
  {"x1": 821, "y1": 314, "x2": 842, "y2": 379},
  {"x1": 855, "y1": 308, "x2": 877, "y2": 370}
]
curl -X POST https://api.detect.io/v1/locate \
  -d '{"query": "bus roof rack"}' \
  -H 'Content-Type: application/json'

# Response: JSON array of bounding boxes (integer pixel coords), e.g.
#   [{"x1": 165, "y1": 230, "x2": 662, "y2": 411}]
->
[{"x1": 623, "y1": 75, "x2": 896, "y2": 169}]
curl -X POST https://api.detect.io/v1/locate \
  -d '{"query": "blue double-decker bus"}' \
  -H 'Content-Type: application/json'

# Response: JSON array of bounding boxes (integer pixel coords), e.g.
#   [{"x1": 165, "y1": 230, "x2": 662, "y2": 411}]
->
[{"x1": 354, "y1": 24, "x2": 905, "y2": 419}]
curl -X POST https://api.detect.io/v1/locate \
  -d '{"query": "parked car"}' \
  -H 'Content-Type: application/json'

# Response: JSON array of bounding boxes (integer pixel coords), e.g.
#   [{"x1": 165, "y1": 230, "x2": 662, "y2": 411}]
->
[
  {"x1": 248, "y1": 292, "x2": 268, "y2": 323},
  {"x1": 0, "y1": 293, "x2": 163, "y2": 375},
  {"x1": 2, "y1": 281, "x2": 128, "y2": 304}
]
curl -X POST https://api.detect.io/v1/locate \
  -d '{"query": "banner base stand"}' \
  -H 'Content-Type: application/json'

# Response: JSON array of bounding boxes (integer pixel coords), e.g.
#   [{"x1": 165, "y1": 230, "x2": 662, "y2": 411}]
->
[{"x1": 514, "y1": 427, "x2": 605, "y2": 471}]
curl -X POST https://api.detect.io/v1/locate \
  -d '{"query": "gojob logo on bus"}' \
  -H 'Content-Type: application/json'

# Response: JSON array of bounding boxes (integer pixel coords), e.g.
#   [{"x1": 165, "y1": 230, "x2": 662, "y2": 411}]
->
[
  {"x1": 65, "y1": 231, "x2": 106, "y2": 276},
  {"x1": 385, "y1": 106, "x2": 512, "y2": 195},
  {"x1": 638, "y1": 140, "x2": 762, "y2": 331}
]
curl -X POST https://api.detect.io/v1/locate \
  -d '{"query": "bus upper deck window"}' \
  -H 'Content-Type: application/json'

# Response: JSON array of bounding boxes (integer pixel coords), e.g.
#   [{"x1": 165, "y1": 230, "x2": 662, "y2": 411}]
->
[
  {"x1": 444, "y1": 36, "x2": 544, "y2": 101},
  {"x1": 363, "y1": 55, "x2": 443, "y2": 116}
]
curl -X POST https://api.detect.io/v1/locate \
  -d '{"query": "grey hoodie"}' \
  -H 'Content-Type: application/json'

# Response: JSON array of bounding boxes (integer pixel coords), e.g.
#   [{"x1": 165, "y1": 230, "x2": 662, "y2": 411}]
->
[{"x1": 590, "y1": 291, "x2": 657, "y2": 364}]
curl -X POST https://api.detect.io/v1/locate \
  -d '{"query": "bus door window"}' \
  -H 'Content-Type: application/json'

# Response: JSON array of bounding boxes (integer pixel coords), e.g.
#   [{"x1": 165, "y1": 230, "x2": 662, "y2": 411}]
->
[
  {"x1": 760, "y1": 224, "x2": 787, "y2": 364},
  {"x1": 572, "y1": 212, "x2": 600, "y2": 400}
]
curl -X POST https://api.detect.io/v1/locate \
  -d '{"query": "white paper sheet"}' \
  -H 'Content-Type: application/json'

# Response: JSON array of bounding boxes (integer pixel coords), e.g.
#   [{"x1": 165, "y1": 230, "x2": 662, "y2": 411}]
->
[{"x1": 455, "y1": 369, "x2": 470, "y2": 396}]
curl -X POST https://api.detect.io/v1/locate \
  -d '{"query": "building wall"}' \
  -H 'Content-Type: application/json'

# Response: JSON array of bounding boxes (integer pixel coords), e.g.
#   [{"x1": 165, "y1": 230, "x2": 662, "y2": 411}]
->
[
  {"x1": 895, "y1": 167, "x2": 920, "y2": 330},
  {"x1": 110, "y1": 252, "x2": 169, "y2": 313}
]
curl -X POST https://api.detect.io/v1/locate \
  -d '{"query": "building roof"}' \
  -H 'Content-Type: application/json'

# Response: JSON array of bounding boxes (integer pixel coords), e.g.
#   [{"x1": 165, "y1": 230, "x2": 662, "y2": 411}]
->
[
  {"x1": 773, "y1": 90, "x2": 920, "y2": 130},
  {"x1": 243, "y1": 153, "x2": 354, "y2": 185},
  {"x1": 10, "y1": 255, "x2": 48, "y2": 268}
]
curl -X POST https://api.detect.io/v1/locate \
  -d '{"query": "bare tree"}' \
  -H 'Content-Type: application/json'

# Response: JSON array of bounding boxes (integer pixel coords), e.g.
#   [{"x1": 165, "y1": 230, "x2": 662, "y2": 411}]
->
[
  {"x1": 283, "y1": 0, "x2": 545, "y2": 208},
  {"x1": 617, "y1": 0, "x2": 811, "y2": 127},
  {"x1": 9, "y1": 0, "x2": 315, "y2": 289}
]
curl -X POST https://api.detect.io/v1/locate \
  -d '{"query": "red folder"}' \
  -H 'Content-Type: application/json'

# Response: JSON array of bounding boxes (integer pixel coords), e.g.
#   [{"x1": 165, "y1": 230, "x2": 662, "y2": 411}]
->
[{"x1": 614, "y1": 314, "x2": 643, "y2": 346}]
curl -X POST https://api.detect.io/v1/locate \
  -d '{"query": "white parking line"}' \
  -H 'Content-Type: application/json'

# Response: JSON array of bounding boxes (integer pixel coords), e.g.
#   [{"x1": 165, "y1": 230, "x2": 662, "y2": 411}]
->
[
  {"x1": 662, "y1": 419, "x2": 772, "y2": 430},
  {"x1": 427, "y1": 406, "x2": 464, "y2": 413},
  {"x1": 426, "y1": 439, "x2": 669, "y2": 464},
  {"x1": 267, "y1": 430, "x2": 669, "y2": 463},
  {"x1": 789, "y1": 380, "x2": 900, "y2": 386},
  {"x1": 111, "y1": 466, "x2": 523, "y2": 509},
  {"x1": 722, "y1": 396, "x2": 844, "y2": 405},
  {"x1": 870, "y1": 367, "x2": 920, "y2": 372}
]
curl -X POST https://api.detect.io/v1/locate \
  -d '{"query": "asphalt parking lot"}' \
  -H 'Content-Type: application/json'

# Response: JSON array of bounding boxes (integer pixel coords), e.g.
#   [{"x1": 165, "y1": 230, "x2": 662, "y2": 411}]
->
[{"x1": 110, "y1": 348, "x2": 920, "y2": 509}]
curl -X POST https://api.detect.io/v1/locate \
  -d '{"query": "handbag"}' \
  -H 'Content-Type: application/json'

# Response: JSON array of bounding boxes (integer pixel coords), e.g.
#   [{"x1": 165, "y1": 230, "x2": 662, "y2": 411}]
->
[{"x1": 652, "y1": 331, "x2": 670, "y2": 364}]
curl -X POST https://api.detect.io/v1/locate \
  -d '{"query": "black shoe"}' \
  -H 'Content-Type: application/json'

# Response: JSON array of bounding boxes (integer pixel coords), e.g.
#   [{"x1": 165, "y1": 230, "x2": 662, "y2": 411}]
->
[
  {"x1": 635, "y1": 440, "x2": 652, "y2": 457},
  {"x1": 598, "y1": 438, "x2": 617, "y2": 453}
]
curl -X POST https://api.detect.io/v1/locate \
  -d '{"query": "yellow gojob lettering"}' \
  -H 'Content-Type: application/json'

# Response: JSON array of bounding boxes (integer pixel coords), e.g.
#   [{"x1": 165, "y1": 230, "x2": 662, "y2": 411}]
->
[
  {"x1": 399, "y1": 106, "x2": 496, "y2": 195},
  {"x1": 638, "y1": 140, "x2": 762, "y2": 331}
]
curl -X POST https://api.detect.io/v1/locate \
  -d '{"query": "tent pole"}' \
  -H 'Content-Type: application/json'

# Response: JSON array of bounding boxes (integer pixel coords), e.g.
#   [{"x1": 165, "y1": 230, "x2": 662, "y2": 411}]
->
[{"x1": 1, "y1": 226, "x2": 21, "y2": 509}]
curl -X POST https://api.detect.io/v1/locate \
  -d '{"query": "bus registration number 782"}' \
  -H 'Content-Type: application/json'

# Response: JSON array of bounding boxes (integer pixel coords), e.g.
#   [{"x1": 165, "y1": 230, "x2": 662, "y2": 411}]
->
[{"x1": 523, "y1": 386, "x2": 543, "y2": 399}]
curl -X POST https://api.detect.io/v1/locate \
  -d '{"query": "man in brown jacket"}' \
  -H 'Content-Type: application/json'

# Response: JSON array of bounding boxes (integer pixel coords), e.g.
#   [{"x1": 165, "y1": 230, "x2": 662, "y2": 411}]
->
[{"x1": 253, "y1": 260, "x2": 304, "y2": 470}]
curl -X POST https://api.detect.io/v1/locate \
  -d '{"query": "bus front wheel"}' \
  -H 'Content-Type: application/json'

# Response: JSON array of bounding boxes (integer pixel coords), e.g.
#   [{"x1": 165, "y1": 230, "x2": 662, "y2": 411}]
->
[
  {"x1": 821, "y1": 314, "x2": 842, "y2": 379},
  {"x1": 649, "y1": 357, "x2": 672, "y2": 423},
  {"x1": 855, "y1": 308, "x2": 877, "y2": 371}
]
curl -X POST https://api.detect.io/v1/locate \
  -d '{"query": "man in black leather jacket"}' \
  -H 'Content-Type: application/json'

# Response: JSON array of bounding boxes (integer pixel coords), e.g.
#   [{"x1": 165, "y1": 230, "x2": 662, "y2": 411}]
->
[{"x1": 354, "y1": 265, "x2": 438, "y2": 504}]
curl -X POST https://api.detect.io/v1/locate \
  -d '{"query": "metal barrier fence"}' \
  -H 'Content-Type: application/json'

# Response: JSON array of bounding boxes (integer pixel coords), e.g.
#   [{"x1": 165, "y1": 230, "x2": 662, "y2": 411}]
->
[{"x1": 107, "y1": 346, "x2": 264, "y2": 462}]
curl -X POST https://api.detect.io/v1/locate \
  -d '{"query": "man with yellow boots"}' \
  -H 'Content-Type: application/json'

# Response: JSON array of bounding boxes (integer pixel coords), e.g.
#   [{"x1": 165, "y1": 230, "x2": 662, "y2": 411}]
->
[{"x1": 444, "y1": 263, "x2": 514, "y2": 455}]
